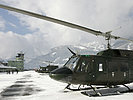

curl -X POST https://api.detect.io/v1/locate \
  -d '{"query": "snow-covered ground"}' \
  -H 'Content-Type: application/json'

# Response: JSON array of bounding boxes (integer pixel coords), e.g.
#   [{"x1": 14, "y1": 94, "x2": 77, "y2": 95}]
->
[{"x1": 0, "y1": 71, "x2": 133, "y2": 100}]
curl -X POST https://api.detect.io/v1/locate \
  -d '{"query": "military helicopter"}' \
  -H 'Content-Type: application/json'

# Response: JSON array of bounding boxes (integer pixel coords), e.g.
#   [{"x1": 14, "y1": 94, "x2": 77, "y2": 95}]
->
[
  {"x1": 1, "y1": 4, "x2": 133, "y2": 96},
  {"x1": 36, "y1": 61, "x2": 58, "y2": 73}
]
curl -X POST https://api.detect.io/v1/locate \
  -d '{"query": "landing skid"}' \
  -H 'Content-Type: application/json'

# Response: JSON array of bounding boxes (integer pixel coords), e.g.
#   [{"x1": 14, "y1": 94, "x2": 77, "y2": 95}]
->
[
  {"x1": 65, "y1": 84, "x2": 106, "y2": 91},
  {"x1": 65, "y1": 84, "x2": 89, "y2": 91},
  {"x1": 81, "y1": 84, "x2": 133, "y2": 97}
]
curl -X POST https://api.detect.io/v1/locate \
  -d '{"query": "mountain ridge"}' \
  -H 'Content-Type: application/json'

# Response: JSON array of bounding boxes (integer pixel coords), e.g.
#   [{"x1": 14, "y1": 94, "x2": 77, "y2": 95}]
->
[{"x1": 24, "y1": 42, "x2": 133, "y2": 69}]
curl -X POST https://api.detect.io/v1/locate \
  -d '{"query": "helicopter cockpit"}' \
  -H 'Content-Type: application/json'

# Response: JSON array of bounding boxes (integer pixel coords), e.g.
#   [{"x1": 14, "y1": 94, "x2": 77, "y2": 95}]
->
[
  {"x1": 64, "y1": 56, "x2": 79, "y2": 71},
  {"x1": 64, "y1": 55, "x2": 92, "y2": 73}
]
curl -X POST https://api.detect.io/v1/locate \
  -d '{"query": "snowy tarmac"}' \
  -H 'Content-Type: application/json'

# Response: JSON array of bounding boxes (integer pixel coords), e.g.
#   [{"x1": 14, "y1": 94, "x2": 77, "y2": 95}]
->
[{"x1": 0, "y1": 71, "x2": 133, "y2": 100}]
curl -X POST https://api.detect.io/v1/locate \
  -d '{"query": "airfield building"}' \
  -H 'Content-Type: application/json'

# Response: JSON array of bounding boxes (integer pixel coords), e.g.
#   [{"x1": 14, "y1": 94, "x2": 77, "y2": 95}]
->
[{"x1": 7, "y1": 52, "x2": 24, "y2": 71}]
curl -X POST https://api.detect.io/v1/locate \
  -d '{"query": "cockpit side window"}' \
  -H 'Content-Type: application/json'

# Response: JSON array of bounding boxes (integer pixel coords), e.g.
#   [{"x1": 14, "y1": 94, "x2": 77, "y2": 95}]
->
[
  {"x1": 81, "y1": 61, "x2": 86, "y2": 72},
  {"x1": 76, "y1": 58, "x2": 90, "y2": 72}
]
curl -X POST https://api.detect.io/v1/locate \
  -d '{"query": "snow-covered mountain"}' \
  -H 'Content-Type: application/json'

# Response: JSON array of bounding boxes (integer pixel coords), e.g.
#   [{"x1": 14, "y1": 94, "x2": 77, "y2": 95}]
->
[
  {"x1": 24, "y1": 42, "x2": 105, "y2": 69},
  {"x1": 24, "y1": 41, "x2": 133, "y2": 69}
]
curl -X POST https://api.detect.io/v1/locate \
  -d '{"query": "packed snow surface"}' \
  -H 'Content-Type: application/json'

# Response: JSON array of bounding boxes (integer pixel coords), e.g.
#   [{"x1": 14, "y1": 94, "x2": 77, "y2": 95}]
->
[{"x1": 0, "y1": 71, "x2": 133, "y2": 100}]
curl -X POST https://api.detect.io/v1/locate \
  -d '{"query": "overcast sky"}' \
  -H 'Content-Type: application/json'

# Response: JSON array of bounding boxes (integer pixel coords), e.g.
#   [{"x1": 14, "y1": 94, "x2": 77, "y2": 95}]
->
[{"x1": 0, "y1": 0, "x2": 133, "y2": 59}]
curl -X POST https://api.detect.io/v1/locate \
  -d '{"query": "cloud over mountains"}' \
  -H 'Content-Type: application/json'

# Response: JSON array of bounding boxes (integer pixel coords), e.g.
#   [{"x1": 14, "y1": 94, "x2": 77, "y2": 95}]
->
[{"x1": 0, "y1": 0, "x2": 133, "y2": 59}]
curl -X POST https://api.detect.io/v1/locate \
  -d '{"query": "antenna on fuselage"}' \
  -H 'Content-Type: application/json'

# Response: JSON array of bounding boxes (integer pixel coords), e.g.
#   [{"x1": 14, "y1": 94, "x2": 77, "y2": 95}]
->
[{"x1": 67, "y1": 47, "x2": 76, "y2": 55}]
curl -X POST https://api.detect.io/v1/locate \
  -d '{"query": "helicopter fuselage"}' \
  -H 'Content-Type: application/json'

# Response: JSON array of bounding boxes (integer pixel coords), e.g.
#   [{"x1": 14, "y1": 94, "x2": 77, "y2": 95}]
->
[{"x1": 49, "y1": 49, "x2": 133, "y2": 86}]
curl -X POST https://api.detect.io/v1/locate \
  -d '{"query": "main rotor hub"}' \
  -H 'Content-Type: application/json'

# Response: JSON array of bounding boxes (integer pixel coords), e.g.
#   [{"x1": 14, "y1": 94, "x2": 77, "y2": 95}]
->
[{"x1": 105, "y1": 32, "x2": 112, "y2": 49}]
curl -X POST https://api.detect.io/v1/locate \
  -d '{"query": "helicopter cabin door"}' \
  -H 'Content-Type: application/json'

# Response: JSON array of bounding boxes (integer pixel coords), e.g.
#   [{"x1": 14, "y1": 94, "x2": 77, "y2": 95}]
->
[
  {"x1": 93, "y1": 57, "x2": 108, "y2": 84},
  {"x1": 108, "y1": 60, "x2": 129, "y2": 85}
]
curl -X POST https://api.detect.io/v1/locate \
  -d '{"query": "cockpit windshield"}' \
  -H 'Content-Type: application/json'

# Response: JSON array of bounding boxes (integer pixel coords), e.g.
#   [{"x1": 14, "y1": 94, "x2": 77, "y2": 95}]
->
[{"x1": 64, "y1": 57, "x2": 79, "y2": 71}]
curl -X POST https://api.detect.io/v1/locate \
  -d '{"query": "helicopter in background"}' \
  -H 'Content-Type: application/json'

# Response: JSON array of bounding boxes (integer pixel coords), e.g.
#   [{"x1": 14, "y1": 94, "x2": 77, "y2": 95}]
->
[
  {"x1": 36, "y1": 61, "x2": 58, "y2": 73},
  {"x1": 1, "y1": 4, "x2": 133, "y2": 96}
]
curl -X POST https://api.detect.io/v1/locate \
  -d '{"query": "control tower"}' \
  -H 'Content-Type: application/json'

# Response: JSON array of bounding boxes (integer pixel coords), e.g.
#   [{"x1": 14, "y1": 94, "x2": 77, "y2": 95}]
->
[{"x1": 8, "y1": 52, "x2": 24, "y2": 71}]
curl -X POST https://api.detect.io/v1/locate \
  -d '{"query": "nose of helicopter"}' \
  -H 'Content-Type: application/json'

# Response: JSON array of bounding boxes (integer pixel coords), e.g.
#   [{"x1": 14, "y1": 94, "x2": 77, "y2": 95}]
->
[{"x1": 49, "y1": 67, "x2": 73, "y2": 83}]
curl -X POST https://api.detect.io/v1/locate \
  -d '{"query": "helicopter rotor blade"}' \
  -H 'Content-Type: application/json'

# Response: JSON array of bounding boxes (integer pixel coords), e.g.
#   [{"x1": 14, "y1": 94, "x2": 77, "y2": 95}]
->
[
  {"x1": 0, "y1": 4, "x2": 103, "y2": 35},
  {"x1": 118, "y1": 37, "x2": 133, "y2": 42},
  {"x1": 0, "y1": 4, "x2": 133, "y2": 42}
]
